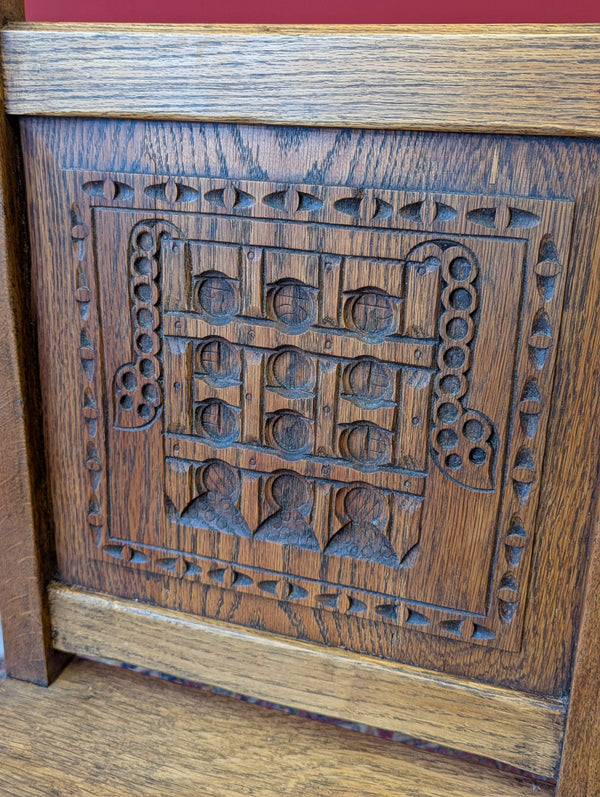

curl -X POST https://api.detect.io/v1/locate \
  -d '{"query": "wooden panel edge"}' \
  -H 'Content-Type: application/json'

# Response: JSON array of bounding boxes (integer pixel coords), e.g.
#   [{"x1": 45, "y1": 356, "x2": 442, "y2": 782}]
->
[
  {"x1": 0, "y1": 1, "x2": 69, "y2": 685},
  {"x1": 2, "y1": 25, "x2": 600, "y2": 136},
  {"x1": 50, "y1": 582, "x2": 565, "y2": 778},
  {"x1": 556, "y1": 476, "x2": 600, "y2": 795}
]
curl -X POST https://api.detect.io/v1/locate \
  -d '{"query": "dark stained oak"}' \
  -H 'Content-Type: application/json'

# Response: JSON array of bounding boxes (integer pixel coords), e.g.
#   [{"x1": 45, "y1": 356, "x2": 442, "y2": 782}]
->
[
  {"x1": 556, "y1": 488, "x2": 600, "y2": 795},
  {"x1": 19, "y1": 117, "x2": 600, "y2": 702},
  {"x1": 0, "y1": 0, "x2": 22, "y2": 25}
]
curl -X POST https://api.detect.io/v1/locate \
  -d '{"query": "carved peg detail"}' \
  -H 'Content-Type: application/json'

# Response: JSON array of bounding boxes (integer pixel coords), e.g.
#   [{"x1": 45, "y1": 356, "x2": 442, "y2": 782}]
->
[
  {"x1": 528, "y1": 310, "x2": 553, "y2": 370},
  {"x1": 70, "y1": 203, "x2": 89, "y2": 262},
  {"x1": 334, "y1": 193, "x2": 393, "y2": 222},
  {"x1": 83, "y1": 178, "x2": 134, "y2": 202},
  {"x1": 263, "y1": 188, "x2": 323, "y2": 214},
  {"x1": 512, "y1": 446, "x2": 535, "y2": 504},
  {"x1": 466, "y1": 204, "x2": 540, "y2": 231},
  {"x1": 205, "y1": 185, "x2": 255, "y2": 210},
  {"x1": 519, "y1": 380, "x2": 542, "y2": 439},
  {"x1": 145, "y1": 178, "x2": 199, "y2": 204},
  {"x1": 504, "y1": 516, "x2": 527, "y2": 569},
  {"x1": 399, "y1": 198, "x2": 458, "y2": 225}
]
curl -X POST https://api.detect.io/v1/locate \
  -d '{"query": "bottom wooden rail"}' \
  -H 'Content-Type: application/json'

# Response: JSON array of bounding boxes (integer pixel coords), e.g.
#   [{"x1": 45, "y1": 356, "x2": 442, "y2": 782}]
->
[
  {"x1": 0, "y1": 657, "x2": 555, "y2": 797},
  {"x1": 48, "y1": 582, "x2": 565, "y2": 779}
]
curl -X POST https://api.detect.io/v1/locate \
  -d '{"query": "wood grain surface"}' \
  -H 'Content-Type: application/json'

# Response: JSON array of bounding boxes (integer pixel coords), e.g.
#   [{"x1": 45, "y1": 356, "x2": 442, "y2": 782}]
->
[
  {"x1": 20, "y1": 117, "x2": 600, "y2": 705},
  {"x1": 0, "y1": 21, "x2": 598, "y2": 792},
  {"x1": 0, "y1": 19, "x2": 599, "y2": 792},
  {"x1": 0, "y1": 0, "x2": 68, "y2": 684},
  {"x1": 50, "y1": 583, "x2": 565, "y2": 779},
  {"x1": 0, "y1": 656, "x2": 555, "y2": 797},
  {"x1": 2, "y1": 24, "x2": 600, "y2": 136},
  {"x1": 556, "y1": 487, "x2": 600, "y2": 796}
]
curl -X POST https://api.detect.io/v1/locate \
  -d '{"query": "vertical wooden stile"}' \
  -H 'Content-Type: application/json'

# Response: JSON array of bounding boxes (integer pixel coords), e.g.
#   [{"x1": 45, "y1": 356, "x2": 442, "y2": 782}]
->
[{"x1": 0, "y1": 0, "x2": 68, "y2": 684}]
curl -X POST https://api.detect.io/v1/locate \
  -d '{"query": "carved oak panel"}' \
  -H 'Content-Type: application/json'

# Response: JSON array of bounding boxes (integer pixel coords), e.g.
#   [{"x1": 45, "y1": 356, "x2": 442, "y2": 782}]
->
[{"x1": 66, "y1": 167, "x2": 572, "y2": 653}]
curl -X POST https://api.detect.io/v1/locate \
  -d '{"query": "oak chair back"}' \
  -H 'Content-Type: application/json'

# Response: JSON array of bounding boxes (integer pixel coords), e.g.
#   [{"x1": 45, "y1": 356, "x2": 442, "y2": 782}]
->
[{"x1": 1, "y1": 12, "x2": 600, "y2": 794}]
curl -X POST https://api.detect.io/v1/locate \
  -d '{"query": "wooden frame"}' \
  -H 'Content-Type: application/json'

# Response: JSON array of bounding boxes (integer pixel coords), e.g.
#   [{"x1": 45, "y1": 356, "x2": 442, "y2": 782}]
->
[
  {"x1": 2, "y1": 24, "x2": 600, "y2": 136},
  {"x1": 1, "y1": 21, "x2": 600, "y2": 795},
  {"x1": 49, "y1": 582, "x2": 565, "y2": 778}
]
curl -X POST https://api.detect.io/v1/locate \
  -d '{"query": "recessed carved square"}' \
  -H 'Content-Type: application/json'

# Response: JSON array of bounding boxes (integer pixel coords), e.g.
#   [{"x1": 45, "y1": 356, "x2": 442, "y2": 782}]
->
[{"x1": 71, "y1": 170, "x2": 573, "y2": 653}]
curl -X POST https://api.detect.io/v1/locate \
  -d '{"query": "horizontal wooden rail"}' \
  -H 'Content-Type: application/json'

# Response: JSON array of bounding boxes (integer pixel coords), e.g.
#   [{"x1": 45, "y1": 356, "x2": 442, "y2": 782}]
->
[
  {"x1": 0, "y1": 657, "x2": 555, "y2": 796},
  {"x1": 2, "y1": 24, "x2": 600, "y2": 136},
  {"x1": 50, "y1": 583, "x2": 566, "y2": 778}
]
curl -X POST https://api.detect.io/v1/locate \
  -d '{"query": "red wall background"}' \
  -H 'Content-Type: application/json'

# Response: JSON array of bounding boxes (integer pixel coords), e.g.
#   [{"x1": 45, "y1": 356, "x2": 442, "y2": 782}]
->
[{"x1": 24, "y1": 0, "x2": 600, "y2": 24}]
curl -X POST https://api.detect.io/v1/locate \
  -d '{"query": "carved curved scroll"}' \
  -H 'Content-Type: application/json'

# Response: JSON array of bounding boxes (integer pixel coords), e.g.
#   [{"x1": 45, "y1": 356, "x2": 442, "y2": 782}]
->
[
  {"x1": 113, "y1": 220, "x2": 185, "y2": 429},
  {"x1": 407, "y1": 241, "x2": 497, "y2": 491}
]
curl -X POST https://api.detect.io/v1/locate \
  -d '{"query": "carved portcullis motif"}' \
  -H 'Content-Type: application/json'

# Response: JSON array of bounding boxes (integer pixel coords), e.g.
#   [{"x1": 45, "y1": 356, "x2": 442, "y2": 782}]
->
[
  {"x1": 160, "y1": 230, "x2": 433, "y2": 577},
  {"x1": 78, "y1": 170, "x2": 573, "y2": 652}
]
